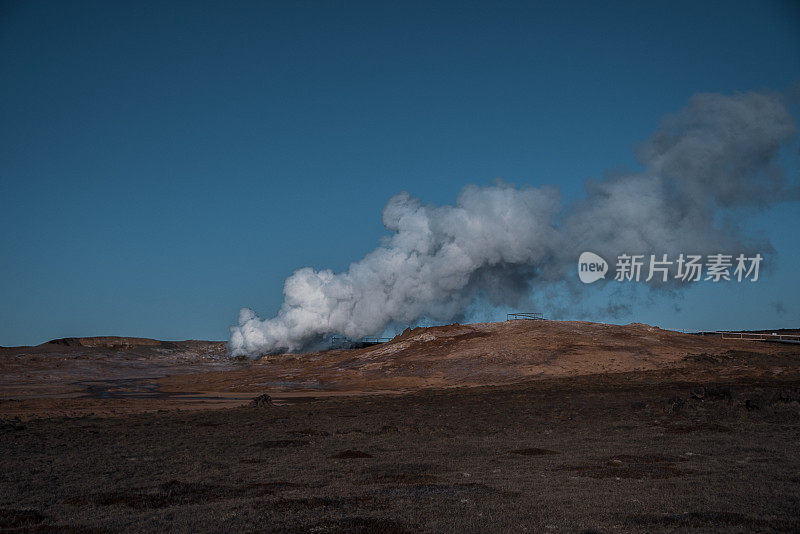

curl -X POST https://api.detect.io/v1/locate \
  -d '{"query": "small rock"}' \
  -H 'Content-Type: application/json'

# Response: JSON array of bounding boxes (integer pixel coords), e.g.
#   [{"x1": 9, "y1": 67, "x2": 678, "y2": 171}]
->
[
  {"x1": 250, "y1": 394, "x2": 273, "y2": 408},
  {"x1": 669, "y1": 396, "x2": 685, "y2": 413}
]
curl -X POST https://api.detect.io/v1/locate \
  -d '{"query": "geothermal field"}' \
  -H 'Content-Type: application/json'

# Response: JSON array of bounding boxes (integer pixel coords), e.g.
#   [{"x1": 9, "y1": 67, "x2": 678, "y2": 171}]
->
[{"x1": 2, "y1": 320, "x2": 799, "y2": 532}]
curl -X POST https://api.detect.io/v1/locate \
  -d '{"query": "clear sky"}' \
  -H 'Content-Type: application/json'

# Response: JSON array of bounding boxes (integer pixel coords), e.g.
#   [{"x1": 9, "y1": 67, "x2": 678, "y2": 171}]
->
[{"x1": 1, "y1": 0, "x2": 799, "y2": 346}]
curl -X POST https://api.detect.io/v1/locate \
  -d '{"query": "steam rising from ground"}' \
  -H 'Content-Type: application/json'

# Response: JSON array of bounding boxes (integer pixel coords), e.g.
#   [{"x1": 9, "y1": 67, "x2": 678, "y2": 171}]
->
[{"x1": 229, "y1": 90, "x2": 797, "y2": 357}]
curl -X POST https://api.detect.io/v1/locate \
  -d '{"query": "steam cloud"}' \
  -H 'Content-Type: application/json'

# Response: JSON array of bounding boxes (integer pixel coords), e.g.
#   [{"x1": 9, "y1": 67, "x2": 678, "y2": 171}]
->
[{"x1": 229, "y1": 89, "x2": 797, "y2": 357}]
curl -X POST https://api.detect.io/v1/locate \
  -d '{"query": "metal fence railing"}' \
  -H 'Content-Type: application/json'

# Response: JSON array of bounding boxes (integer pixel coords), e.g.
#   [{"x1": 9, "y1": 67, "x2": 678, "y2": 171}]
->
[
  {"x1": 720, "y1": 332, "x2": 800, "y2": 344},
  {"x1": 361, "y1": 337, "x2": 392, "y2": 343},
  {"x1": 506, "y1": 312, "x2": 544, "y2": 321}
]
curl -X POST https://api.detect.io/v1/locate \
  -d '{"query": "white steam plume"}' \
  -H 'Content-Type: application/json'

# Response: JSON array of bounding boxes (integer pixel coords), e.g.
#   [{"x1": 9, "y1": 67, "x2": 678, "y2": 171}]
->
[{"x1": 229, "y1": 89, "x2": 797, "y2": 357}]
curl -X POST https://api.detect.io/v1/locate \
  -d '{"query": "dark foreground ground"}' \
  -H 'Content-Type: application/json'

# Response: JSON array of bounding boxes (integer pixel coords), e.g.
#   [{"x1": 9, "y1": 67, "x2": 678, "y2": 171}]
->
[{"x1": 2, "y1": 360, "x2": 800, "y2": 534}]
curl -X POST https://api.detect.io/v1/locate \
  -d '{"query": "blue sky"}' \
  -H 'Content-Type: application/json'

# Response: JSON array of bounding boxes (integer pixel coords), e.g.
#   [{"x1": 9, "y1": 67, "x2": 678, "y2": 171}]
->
[{"x1": 1, "y1": 0, "x2": 799, "y2": 345}]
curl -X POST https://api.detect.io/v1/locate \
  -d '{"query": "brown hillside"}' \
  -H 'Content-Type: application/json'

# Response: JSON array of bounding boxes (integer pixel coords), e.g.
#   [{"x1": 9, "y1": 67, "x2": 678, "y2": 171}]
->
[{"x1": 158, "y1": 320, "x2": 799, "y2": 395}]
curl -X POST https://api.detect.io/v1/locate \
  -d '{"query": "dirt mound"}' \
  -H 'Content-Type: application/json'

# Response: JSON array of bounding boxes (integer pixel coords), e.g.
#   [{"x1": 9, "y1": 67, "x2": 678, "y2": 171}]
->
[{"x1": 243, "y1": 320, "x2": 793, "y2": 391}]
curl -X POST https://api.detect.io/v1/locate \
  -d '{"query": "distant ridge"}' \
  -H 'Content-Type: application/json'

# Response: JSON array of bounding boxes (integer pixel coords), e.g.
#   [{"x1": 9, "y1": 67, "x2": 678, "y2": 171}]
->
[{"x1": 46, "y1": 336, "x2": 163, "y2": 348}]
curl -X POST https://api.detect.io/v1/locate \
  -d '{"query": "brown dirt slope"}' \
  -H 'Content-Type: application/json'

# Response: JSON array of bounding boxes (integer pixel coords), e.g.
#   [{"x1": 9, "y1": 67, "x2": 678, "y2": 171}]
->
[
  {"x1": 2, "y1": 320, "x2": 798, "y2": 418},
  {"x1": 161, "y1": 320, "x2": 798, "y2": 394}
]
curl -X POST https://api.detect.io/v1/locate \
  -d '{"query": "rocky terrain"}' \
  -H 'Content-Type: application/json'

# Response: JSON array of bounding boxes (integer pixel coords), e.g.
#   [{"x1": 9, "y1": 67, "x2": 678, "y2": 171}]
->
[
  {"x1": 1, "y1": 320, "x2": 799, "y2": 532},
  {"x1": 0, "y1": 336, "x2": 234, "y2": 416},
  {"x1": 1, "y1": 320, "x2": 796, "y2": 417}
]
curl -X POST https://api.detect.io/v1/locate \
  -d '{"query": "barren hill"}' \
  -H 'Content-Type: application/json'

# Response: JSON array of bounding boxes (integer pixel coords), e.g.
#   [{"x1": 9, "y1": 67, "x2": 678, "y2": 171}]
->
[
  {"x1": 159, "y1": 319, "x2": 799, "y2": 395},
  {"x1": 3, "y1": 320, "x2": 798, "y2": 417}
]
